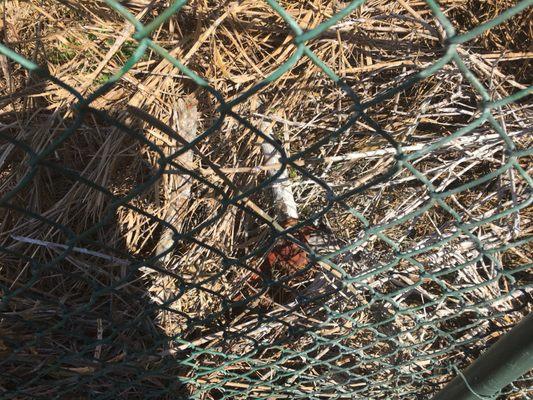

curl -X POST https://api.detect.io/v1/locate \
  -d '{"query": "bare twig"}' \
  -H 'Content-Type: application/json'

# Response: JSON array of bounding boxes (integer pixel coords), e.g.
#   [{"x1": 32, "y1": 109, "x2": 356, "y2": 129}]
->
[
  {"x1": 155, "y1": 95, "x2": 198, "y2": 265},
  {"x1": 259, "y1": 119, "x2": 299, "y2": 220},
  {"x1": 10, "y1": 235, "x2": 130, "y2": 265}
]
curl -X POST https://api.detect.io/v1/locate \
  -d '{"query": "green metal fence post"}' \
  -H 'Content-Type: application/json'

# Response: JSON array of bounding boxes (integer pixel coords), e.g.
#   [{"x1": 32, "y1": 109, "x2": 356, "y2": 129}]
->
[{"x1": 433, "y1": 312, "x2": 533, "y2": 400}]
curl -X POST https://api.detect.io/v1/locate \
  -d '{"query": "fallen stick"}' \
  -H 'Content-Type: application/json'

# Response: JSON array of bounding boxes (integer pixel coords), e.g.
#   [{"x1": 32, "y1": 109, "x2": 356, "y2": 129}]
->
[
  {"x1": 216, "y1": 130, "x2": 527, "y2": 174},
  {"x1": 155, "y1": 95, "x2": 198, "y2": 265},
  {"x1": 257, "y1": 116, "x2": 360, "y2": 297},
  {"x1": 10, "y1": 235, "x2": 130, "y2": 266},
  {"x1": 259, "y1": 120, "x2": 299, "y2": 221}
]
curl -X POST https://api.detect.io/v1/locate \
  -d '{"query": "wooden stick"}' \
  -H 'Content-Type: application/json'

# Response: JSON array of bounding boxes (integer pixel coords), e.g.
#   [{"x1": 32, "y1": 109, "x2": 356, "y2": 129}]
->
[
  {"x1": 216, "y1": 131, "x2": 523, "y2": 174},
  {"x1": 10, "y1": 235, "x2": 130, "y2": 266},
  {"x1": 155, "y1": 95, "x2": 198, "y2": 265},
  {"x1": 259, "y1": 120, "x2": 299, "y2": 220}
]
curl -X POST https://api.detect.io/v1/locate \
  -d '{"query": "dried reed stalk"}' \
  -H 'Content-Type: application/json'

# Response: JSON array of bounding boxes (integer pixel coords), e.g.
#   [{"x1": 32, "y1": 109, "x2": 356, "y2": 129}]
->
[
  {"x1": 259, "y1": 119, "x2": 299, "y2": 221},
  {"x1": 155, "y1": 95, "x2": 198, "y2": 265}
]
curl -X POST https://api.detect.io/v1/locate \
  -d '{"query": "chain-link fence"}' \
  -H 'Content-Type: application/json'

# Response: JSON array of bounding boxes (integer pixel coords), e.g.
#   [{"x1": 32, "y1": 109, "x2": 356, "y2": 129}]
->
[{"x1": 1, "y1": 0, "x2": 532, "y2": 399}]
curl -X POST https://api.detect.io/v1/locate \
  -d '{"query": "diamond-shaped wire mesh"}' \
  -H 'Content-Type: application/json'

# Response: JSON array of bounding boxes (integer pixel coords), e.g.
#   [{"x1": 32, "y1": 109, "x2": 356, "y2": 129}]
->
[{"x1": 0, "y1": 0, "x2": 531, "y2": 399}]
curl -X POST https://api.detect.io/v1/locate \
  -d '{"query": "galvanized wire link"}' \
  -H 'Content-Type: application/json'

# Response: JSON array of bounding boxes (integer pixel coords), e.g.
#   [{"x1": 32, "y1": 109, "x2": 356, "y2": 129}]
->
[{"x1": 1, "y1": 0, "x2": 532, "y2": 399}]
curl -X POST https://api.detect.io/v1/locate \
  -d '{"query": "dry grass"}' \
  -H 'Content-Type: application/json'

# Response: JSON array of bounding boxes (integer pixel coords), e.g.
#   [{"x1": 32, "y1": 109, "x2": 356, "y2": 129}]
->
[{"x1": 0, "y1": 0, "x2": 532, "y2": 399}]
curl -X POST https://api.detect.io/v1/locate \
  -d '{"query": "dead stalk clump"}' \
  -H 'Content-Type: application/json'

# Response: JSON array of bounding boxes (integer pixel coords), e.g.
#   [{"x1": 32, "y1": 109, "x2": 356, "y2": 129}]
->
[{"x1": 0, "y1": 1, "x2": 531, "y2": 398}]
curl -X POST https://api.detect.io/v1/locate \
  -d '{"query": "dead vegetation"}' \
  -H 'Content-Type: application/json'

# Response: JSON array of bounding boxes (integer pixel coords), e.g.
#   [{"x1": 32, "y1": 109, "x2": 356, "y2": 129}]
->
[{"x1": 0, "y1": 0, "x2": 531, "y2": 399}]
